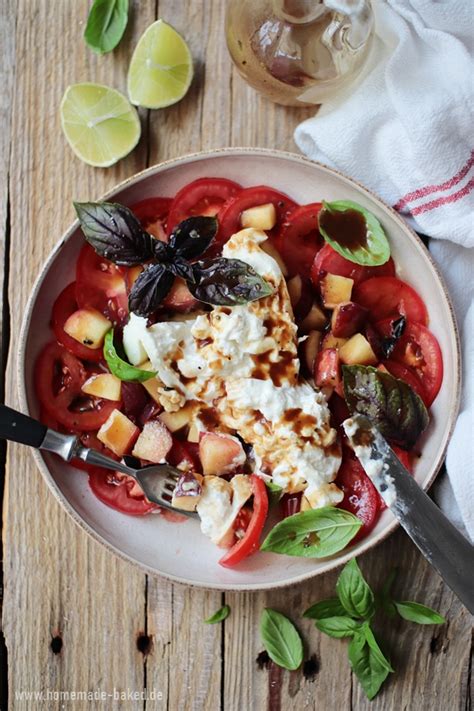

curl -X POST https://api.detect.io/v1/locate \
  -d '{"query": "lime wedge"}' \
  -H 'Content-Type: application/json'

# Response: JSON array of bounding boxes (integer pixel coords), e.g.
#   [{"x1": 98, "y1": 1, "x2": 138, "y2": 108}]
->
[
  {"x1": 127, "y1": 19, "x2": 193, "y2": 109},
  {"x1": 60, "y1": 83, "x2": 141, "y2": 168}
]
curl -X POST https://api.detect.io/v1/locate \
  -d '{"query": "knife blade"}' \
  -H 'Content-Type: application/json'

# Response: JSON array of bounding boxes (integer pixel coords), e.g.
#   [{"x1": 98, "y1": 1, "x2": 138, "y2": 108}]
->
[{"x1": 343, "y1": 414, "x2": 474, "y2": 614}]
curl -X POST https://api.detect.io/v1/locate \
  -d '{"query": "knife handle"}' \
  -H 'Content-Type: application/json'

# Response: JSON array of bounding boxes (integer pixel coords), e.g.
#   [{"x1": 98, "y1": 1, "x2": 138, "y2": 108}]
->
[{"x1": 0, "y1": 404, "x2": 47, "y2": 448}]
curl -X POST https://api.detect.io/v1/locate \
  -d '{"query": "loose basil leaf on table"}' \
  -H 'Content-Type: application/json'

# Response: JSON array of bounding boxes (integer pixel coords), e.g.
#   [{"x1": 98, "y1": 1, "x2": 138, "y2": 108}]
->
[
  {"x1": 204, "y1": 605, "x2": 231, "y2": 625},
  {"x1": 315, "y1": 616, "x2": 362, "y2": 639},
  {"x1": 260, "y1": 507, "x2": 362, "y2": 558},
  {"x1": 128, "y1": 264, "x2": 175, "y2": 316},
  {"x1": 190, "y1": 258, "x2": 273, "y2": 306},
  {"x1": 393, "y1": 601, "x2": 445, "y2": 624},
  {"x1": 348, "y1": 630, "x2": 392, "y2": 700},
  {"x1": 342, "y1": 365, "x2": 429, "y2": 449},
  {"x1": 103, "y1": 330, "x2": 157, "y2": 382},
  {"x1": 260, "y1": 608, "x2": 303, "y2": 671},
  {"x1": 74, "y1": 201, "x2": 155, "y2": 265},
  {"x1": 84, "y1": 0, "x2": 129, "y2": 55},
  {"x1": 318, "y1": 200, "x2": 390, "y2": 267},
  {"x1": 169, "y1": 215, "x2": 218, "y2": 260},
  {"x1": 336, "y1": 558, "x2": 375, "y2": 619},
  {"x1": 362, "y1": 623, "x2": 394, "y2": 672},
  {"x1": 303, "y1": 598, "x2": 347, "y2": 620}
]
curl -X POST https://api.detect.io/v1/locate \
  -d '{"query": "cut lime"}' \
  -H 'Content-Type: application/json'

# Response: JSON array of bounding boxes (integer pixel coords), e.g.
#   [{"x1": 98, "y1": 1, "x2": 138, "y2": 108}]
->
[
  {"x1": 60, "y1": 83, "x2": 141, "y2": 168},
  {"x1": 127, "y1": 19, "x2": 193, "y2": 109}
]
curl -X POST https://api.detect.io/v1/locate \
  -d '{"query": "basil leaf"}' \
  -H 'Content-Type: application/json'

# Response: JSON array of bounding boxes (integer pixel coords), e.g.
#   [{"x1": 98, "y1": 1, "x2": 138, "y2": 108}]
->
[
  {"x1": 104, "y1": 330, "x2": 157, "y2": 382},
  {"x1": 381, "y1": 316, "x2": 406, "y2": 359},
  {"x1": 204, "y1": 604, "x2": 230, "y2": 624},
  {"x1": 336, "y1": 559, "x2": 375, "y2": 619},
  {"x1": 318, "y1": 200, "x2": 390, "y2": 267},
  {"x1": 260, "y1": 507, "x2": 362, "y2": 558},
  {"x1": 169, "y1": 216, "x2": 218, "y2": 260},
  {"x1": 394, "y1": 601, "x2": 445, "y2": 625},
  {"x1": 315, "y1": 616, "x2": 362, "y2": 639},
  {"x1": 189, "y1": 258, "x2": 273, "y2": 306},
  {"x1": 260, "y1": 609, "x2": 303, "y2": 671},
  {"x1": 74, "y1": 201, "x2": 155, "y2": 266},
  {"x1": 84, "y1": 0, "x2": 129, "y2": 54},
  {"x1": 342, "y1": 365, "x2": 429, "y2": 449},
  {"x1": 362, "y1": 623, "x2": 394, "y2": 672},
  {"x1": 348, "y1": 631, "x2": 391, "y2": 700},
  {"x1": 128, "y1": 264, "x2": 175, "y2": 316},
  {"x1": 303, "y1": 598, "x2": 347, "y2": 619},
  {"x1": 167, "y1": 257, "x2": 196, "y2": 283},
  {"x1": 265, "y1": 480, "x2": 283, "y2": 505}
]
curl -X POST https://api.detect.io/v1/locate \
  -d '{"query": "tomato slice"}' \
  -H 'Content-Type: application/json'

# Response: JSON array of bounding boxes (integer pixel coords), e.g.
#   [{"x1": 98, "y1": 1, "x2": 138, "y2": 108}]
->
[
  {"x1": 167, "y1": 178, "x2": 242, "y2": 235},
  {"x1": 217, "y1": 186, "x2": 298, "y2": 244},
  {"x1": 311, "y1": 244, "x2": 396, "y2": 287},
  {"x1": 353, "y1": 276, "x2": 428, "y2": 325},
  {"x1": 130, "y1": 197, "x2": 172, "y2": 240},
  {"x1": 52, "y1": 283, "x2": 103, "y2": 362},
  {"x1": 35, "y1": 342, "x2": 118, "y2": 431},
  {"x1": 336, "y1": 447, "x2": 380, "y2": 542},
  {"x1": 276, "y1": 203, "x2": 323, "y2": 278},
  {"x1": 88, "y1": 466, "x2": 158, "y2": 515},
  {"x1": 219, "y1": 475, "x2": 269, "y2": 567},
  {"x1": 381, "y1": 359, "x2": 428, "y2": 403},
  {"x1": 377, "y1": 320, "x2": 442, "y2": 406},
  {"x1": 75, "y1": 243, "x2": 129, "y2": 325}
]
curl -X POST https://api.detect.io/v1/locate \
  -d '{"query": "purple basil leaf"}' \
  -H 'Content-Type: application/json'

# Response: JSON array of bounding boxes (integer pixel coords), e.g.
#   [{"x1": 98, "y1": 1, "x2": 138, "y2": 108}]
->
[
  {"x1": 189, "y1": 257, "x2": 273, "y2": 306},
  {"x1": 128, "y1": 263, "x2": 174, "y2": 316},
  {"x1": 168, "y1": 257, "x2": 196, "y2": 283},
  {"x1": 168, "y1": 216, "x2": 218, "y2": 260},
  {"x1": 380, "y1": 316, "x2": 406, "y2": 359}
]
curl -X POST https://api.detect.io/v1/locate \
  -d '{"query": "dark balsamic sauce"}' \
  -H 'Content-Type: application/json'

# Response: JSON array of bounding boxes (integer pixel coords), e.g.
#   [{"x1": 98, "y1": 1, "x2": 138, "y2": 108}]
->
[{"x1": 319, "y1": 207, "x2": 367, "y2": 250}]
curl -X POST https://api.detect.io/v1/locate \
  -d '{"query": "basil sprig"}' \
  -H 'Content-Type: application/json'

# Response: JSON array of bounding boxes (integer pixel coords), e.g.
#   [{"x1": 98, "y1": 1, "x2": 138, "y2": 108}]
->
[
  {"x1": 84, "y1": 0, "x2": 129, "y2": 54},
  {"x1": 103, "y1": 330, "x2": 157, "y2": 383},
  {"x1": 260, "y1": 507, "x2": 361, "y2": 558},
  {"x1": 342, "y1": 365, "x2": 429, "y2": 449},
  {"x1": 260, "y1": 609, "x2": 303, "y2": 671},
  {"x1": 318, "y1": 200, "x2": 390, "y2": 266},
  {"x1": 74, "y1": 201, "x2": 273, "y2": 316},
  {"x1": 305, "y1": 559, "x2": 444, "y2": 700},
  {"x1": 204, "y1": 605, "x2": 230, "y2": 625}
]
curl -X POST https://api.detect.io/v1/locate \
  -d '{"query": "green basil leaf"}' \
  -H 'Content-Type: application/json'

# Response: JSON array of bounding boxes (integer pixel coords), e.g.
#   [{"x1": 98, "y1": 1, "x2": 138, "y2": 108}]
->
[
  {"x1": 260, "y1": 507, "x2": 362, "y2": 558},
  {"x1": 169, "y1": 216, "x2": 218, "y2": 260},
  {"x1": 84, "y1": 0, "x2": 129, "y2": 54},
  {"x1": 315, "y1": 616, "x2": 362, "y2": 638},
  {"x1": 342, "y1": 365, "x2": 429, "y2": 449},
  {"x1": 189, "y1": 258, "x2": 273, "y2": 306},
  {"x1": 394, "y1": 601, "x2": 445, "y2": 625},
  {"x1": 204, "y1": 604, "x2": 230, "y2": 624},
  {"x1": 260, "y1": 608, "x2": 303, "y2": 671},
  {"x1": 362, "y1": 623, "x2": 394, "y2": 672},
  {"x1": 265, "y1": 480, "x2": 283, "y2": 505},
  {"x1": 348, "y1": 631, "x2": 391, "y2": 700},
  {"x1": 303, "y1": 598, "x2": 347, "y2": 619},
  {"x1": 74, "y1": 201, "x2": 155, "y2": 266},
  {"x1": 318, "y1": 200, "x2": 390, "y2": 267},
  {"x1": 336, "y1": 559, "x2": 375, "y2": 619},
  {"x1": 104, "y1": 330, "x2": 157, "y2": 382},
  {"x1": 128, "y1": 263, "x2": 175, "y2": 316}
]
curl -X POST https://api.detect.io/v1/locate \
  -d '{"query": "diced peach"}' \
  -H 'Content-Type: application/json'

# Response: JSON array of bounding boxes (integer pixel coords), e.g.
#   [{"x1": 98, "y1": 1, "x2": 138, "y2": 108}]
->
[
  {"x1": 331, "y1": 301, "x2": 368, "y2": 338},
  {"x1": 320, "y1": 273, "x2": 354, "y2": 309},
  {"x1": 172, "y1": 471, "x2": 203, "y2": 511},
  {"x1": 63, "y1": 308, "x2": 111, "y2": 349},
  {"x1": 322, "y1": 332, "x2": 348, "y2": 350},
  {"x1": 314, "y1": 348, "x2": 343, "y2": 396},
  {"x1": 287, "y1": 274, "x2": 303, "y2": 309},
  {"x1": 339, "y1": 333, "x2": 378, "y2": 366},
  {"x1": 199, "y1": 432, "x2": 246, "y2": 476},
  {"x1": 187, "y1": 422, "x2": 200, "y2": 443},
  {"x1": 299, "y1": 302, "x2": 328, "y2": 332},
  {"x1": 147, "y1": 220, "x2": 168, "y2": 242},
  {"x1": 97, "y1": 409, "x2": 139, "y2": 457},
  {"x1": 81, "y1": 374, "x2": 121, "y2": 401},
  {"x1": 138, "y1": 362, "x2": 163, "y2": 404},
  {"x1": 261, "y1": 240, "x2": 288, "y2": 276},
  {"x1": 126, "y1": 266, "x2": 143, "y2": 292},
  {"x1": 377, "y1": 364, "x2": 389, "y2": 374},
  {"x1": 300, "y1": 495, "x2": 311, "y2": 512},
  {"x1": 132, "y1": 419, "x2": 173, "y2": 463},
  {"x1": 240, "y1": 203, "x2": 277, "y2": 231},
  {"x1": 162, "y1": 278, "x2": 199, "y2": 312},
  {"x1": 159, "y1": 403, "x2": 196, "y2": 432},
  {"x1": 303, "y1": 330, "x2": 322, "y2": 373}
]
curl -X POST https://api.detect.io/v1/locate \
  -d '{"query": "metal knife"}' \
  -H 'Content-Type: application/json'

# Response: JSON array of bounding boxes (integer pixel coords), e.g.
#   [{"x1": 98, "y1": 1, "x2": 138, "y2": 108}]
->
[{"x1": 343, "y1": 414, "x2": 474, "y2": 614}]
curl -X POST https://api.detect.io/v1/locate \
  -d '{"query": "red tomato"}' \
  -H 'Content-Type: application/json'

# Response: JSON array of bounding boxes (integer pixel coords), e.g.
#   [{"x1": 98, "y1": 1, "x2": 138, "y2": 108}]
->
[
  {"x1": 75, "y1": 244, "x2": 129, "y2": 325},
  {"x1": 381, "y1": 359, "x2": 428, "y2": 403},
  {"x1": 353, "y1": 277, "x2": 428, "y2": 325},
  {"x1": 52, "y1": 283, "x2": 103, "y2": 362},
  {"x1": 311, "y1": 244, "x2": 396, "y2": 287},
  {"x1": 277, "y1": 203, "x2": 323, "y2": 278},
  {"x1": 35, "y1": 342, "x2": 118, "y2": 431},
  {"x1": 167, "y1": 178, "x2": 242, "y2": 234},
  {"x1": 130, "y1": 197, "x2": 172, "y2": 240},
  {"x1": 88, "y1": 466, "x2": 158, "y2": 515},
  {"x1": 378, "y1": 320, "x2": 442, "y2": 406},
  {"x1": 280, "y1": 492, "x2": 302, "y2": 518},
  {"x1": 219, "y1": 475, "x2": 269, "y2": 567},
  {"x1": 217, "y1": 186, "x2": 298, "y2": 244},
  {"x1": 336, "y1": 448, "x2": 380, "y2": 541}
]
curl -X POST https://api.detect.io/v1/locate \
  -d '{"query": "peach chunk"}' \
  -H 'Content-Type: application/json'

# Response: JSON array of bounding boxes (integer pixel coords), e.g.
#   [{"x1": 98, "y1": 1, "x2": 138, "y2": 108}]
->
[
  {"x1": 314, "y1": 348, "x2": 343, "y2": 396},
  {"x1": 320, "y1": 273, "x2": 354, "y2": 309},
  {"x1": 331, "y1": 301, "x2": 368, "y2": 338},
  {"x1": 299, "y1": 302, "x2": 328, "y2": 332},
  {"x1": 172, "y1": 471, "x2": 204, "y2": 511},
  {"x1": 240, "y1": 203, "x2": 277, "y2": 230},
  {"x1": 162, "y1": 278, "x2": 198, "y2": 312},
  {"x1": 303, "y1": 330, "x2": 322, "y2": 373},
  {"x1": 63, "y1": 308, "x2": 111, "y2": 349},
  {"x1": 81, "y1": 373, "x2": 121, "y2": 401},
  {"x1": 132, "y1": 419, "x2": 173, "y2": 463},
  {"x1": 339, "y1": 333, "x2": 378, "y2": 366},
  {"x1": 97, "y1": 409, "x2": 139, "y2": 457},
  {"x1": 199, "y1": 432, "x2": 246, "y2": 476}
]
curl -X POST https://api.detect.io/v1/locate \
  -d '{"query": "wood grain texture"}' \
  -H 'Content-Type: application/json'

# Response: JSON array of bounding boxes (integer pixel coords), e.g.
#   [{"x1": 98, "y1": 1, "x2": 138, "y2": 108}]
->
[{"x1": 1, "y1": 1, "x2": 472, "y2": 710}]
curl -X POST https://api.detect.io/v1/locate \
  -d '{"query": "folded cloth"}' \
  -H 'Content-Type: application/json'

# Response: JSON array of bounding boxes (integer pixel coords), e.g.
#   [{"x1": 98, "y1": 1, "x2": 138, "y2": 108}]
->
[{"x1": 294, "y1": 0, "x2": 474, "y2": 537}]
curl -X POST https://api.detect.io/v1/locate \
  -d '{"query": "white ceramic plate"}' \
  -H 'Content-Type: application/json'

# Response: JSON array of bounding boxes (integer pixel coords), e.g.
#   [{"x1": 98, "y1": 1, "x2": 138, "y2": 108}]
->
[{"x1": 18, "y1": 148, "x2": 460, "y2": 590}]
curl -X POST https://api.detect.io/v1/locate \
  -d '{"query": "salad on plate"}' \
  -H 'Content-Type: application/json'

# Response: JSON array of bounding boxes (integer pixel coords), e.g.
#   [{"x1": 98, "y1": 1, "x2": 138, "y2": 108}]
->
[{"x1": 34, "y1": 178, "x2": 443, "y2": 567}]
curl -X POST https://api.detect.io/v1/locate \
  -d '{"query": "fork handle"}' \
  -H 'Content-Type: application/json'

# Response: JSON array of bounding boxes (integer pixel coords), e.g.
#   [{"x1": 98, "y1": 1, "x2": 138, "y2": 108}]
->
[{"x1": 0, "y1": 404, "x2": 47, "y2": 448}]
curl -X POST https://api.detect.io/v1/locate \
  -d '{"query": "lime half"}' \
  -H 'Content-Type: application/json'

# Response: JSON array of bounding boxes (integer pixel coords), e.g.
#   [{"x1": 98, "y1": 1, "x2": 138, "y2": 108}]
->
[
  {"x1": 60, "y1": 83, "x2": 141, "y2": 168},
  {"x1": 128, "y1": 19, "x2": 193, "y2": 109}
]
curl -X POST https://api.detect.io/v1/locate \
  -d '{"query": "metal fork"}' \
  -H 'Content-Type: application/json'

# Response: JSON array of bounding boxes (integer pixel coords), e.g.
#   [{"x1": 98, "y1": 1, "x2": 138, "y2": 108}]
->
[{"x1": 0, "y1": 404, "x2": 199, "y2": 519}]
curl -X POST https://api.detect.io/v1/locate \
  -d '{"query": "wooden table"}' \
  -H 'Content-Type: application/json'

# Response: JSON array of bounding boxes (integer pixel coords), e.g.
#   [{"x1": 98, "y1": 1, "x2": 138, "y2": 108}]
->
[{"x1": 0, "y1": 2, "x2": 471, "y2": 709}]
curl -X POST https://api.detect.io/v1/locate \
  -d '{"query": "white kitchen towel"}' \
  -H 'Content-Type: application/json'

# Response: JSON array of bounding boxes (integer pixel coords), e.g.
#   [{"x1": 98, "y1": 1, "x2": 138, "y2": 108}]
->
[{"x1": 294, "y1": 0, "x2": 474, "y2": 537}]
